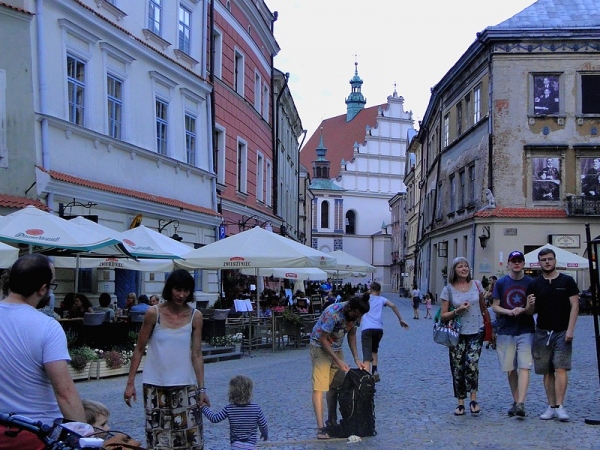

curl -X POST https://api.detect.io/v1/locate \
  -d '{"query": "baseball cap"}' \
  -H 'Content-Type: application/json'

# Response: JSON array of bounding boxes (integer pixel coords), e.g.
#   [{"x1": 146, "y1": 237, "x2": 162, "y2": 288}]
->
[{"x1": 508, "y1": 251, "x2": 525, "y2": 262}]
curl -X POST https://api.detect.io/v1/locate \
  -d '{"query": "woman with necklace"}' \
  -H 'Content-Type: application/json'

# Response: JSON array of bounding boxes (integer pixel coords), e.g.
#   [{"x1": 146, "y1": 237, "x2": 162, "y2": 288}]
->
[
  {"x1": 440, "y1": 257, "x2": 489, "y2": 416},
  {"x1": 124, "y1": 270, "x2": 209, "y2": 449}
]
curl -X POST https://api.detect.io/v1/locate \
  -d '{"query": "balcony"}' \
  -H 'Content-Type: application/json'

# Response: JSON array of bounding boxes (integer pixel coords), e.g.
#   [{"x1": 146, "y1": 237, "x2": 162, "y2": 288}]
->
[{"x1": 566, "y1": 196, "x2": 600, "y2": 216}]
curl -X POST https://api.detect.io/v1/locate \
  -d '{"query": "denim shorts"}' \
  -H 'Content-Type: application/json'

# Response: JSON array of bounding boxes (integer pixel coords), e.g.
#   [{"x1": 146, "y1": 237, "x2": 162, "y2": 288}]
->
[
  {"x1": 496, "y1": 333, "x2": 533, "y2": 372},
  {"x1": 532, "y1": 328, "x2": 572, "y2": 374}
]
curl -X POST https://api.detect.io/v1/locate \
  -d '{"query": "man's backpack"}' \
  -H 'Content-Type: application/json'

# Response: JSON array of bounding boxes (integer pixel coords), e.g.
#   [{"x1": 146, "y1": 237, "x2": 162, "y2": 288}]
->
[{"x1": 337, "y1": 368, "x2": 376, "y2": 437}]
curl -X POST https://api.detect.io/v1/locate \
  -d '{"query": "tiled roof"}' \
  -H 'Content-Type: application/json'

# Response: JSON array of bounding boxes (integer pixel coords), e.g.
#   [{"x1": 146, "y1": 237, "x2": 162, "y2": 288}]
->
[
  {"x1": 474, "y1": 207, "x2": 566, "y2": 218},
  {"x1": 0, "y1": 194, "x2": 49, "y2": 211},
  {"x1": 489, "y1": 0, "x2": 600, "y2": 29},
  {"x1": 300, "y1": 104, "x2": 384, "y2": 179},
  {"x1": 0, "y1": 2, "x2": 33, "y2": 15},
  {"x1": 44, "y1": 169, "x2": 220, "y2": 217},
  {"x1": 309, "y1": 179, "x2": 345, "y2": 191}
]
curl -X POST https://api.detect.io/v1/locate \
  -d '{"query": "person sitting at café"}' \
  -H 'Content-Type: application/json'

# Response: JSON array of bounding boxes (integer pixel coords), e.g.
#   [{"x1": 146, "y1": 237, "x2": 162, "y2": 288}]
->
[
  {"x1": 258, "y1": 301, "x2": 272, "y2": 319},
  {"x1": 130, "y1": 294, "x2": 151, "y2": 314},
  {"x1": 149, "y1": 294, "x2": 160, "y2": 306},
  {"x1": 93, "y1": 292, "x2": 115, "y2": 322},
  {"x1": 70, "y1": 293, "x2": 94, "y2": 318},
  {"x1": 124, "y1": 292, "x2": 137, "y2": 311},
  {"x1": 323, "y1": 290, "x2": 338, "y2": 309}
]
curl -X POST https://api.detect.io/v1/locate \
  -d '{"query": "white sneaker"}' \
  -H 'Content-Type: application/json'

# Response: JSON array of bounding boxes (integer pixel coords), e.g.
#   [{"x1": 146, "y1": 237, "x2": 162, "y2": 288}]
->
[
  {"x1": 540, "y1": 406, "x2": 556, "y2": 420},
  {"x1": 555, "y1": 405, "x2": 569, "y2": 422}
]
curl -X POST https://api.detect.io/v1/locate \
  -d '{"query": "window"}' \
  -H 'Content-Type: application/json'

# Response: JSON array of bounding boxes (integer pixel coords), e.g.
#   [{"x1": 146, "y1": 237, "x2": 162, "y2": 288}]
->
[
  {"x1": 67, "y1": 55, "x2": 85, "y2": 125},
  {"x1": 265, "y1": 160, "x2": 272, "y2": 206},
  {"x1": 212, "y1": 29, "x2": 222, "y2": 78},
  {"x1": 465, "y1": 94, "x2": 471, "y2": 127},
  {"x1": 215, "y1": 125, "x2": 225, "y2": 184},
  {"x1": 436, "y1": 182, "x2": 443, "y2": 220},
  {"x1": 582, "y1": 74, "x2": 600, "y2": 114},
  {"x1": 236, "y1": 139, "x2": 248, "y2": 193},
  {"x1": 256, "y1": 153, "x2": 264, "y2": 202},
  {"x1": 178, "y1": 6, "x2": 191, "y2": 54},
  {"x1": 148, "y1": 0, "x2": 161, "y2": 35},
  {"x1": 459, "y1": 169, "x2": 465, "y2": 209},
  {"x1": 262, "y1": 83, "x2": 269, "y2": 119},
  {"x1": 345, "y1": 210, "x2": 356, "y2": 235},
  {"x1": 456, "y1": 101, "x2": 462, "y2": 136},
  {"x1": 321, "y1": 201, "x2": 329, "y2": 228},
  {"x1": 107, "y1": 74, "x2": 123, "y2": 139},
  {"x1": 155, "y1": 98, "x2": 168, "y2": 155},
  {"x1": 254, "y1": 71, "x2": 261, "y2": 111},
  {"x1": 450, "y1": 174, "x2": 456, "y2": 212},
  {"x1": 468, "y1": 164, "x2": 476, "y2": 205},
  {"x1": 534, "y1": 75, "x2": 559, "y2": 115},
  {"x1": 443, "y1": 114, "x2": 449, "y2": 147},
  {"x1": 473, "y1": 85, "x2": 481, "y2": 123},
  {"x1": 234, "y1": 51, "x2": 244, "y2": 95},
  {"x1": 185, "y1": 113, "x2": 196, "y2": 166}
]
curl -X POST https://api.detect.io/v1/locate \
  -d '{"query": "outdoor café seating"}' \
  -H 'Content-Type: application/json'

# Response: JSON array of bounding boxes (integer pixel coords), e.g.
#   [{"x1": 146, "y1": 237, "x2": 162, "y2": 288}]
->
[{"x1": 83, "y1": 312, "x2": 107, "y2": 347}]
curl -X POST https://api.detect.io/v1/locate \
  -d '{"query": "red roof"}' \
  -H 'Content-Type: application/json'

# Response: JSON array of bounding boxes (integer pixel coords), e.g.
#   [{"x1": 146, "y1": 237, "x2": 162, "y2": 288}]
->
[
  {"x1": 474, "y1": 207, "x2": 567, "y2": 219},
  {"x1": 0, "y1": 2, "x2": 32, "y2": 15},
  {"x1": 0, "y1": 194, "x2": 49, "y2": 211},
  {"x1": 44, "y1": 168, "x2": 219, "y2": 217},
  {"x1": 300, "y1": 104, "x2": 385, "y2": 179}
]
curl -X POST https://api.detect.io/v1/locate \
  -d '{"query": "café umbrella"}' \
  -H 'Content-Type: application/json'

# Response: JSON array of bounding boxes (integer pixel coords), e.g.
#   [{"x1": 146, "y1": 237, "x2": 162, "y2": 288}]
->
[
  {"x1": 0, "y1": 241, "x2": 18, "y2": 267},
  {"x1": 324, "y1": 250, "x2": 376, "y2": 275},
  {"x1": 119, "y1": 225, "x2": 193, "y2": 259}
]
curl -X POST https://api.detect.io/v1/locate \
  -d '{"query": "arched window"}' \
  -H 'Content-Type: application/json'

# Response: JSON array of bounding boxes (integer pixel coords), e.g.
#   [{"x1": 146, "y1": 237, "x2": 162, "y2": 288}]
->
[
  {"x1": 345, "y1": 210, "x2": 356, "y2": 235},
  {"x1": 316, "y1": 167, "x2": 322, "y2": 178},
  {"x1": 321, "y1": 201, "x2": 329, "y2": 228}
]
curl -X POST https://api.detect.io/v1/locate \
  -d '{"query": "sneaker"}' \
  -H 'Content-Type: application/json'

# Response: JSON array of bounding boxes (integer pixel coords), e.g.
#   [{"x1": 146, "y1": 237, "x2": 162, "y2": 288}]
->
[
  {"x1": 508, "y1": 402, "x2": 517, "y2": 417},
  {"x1": 372, "y1": 371, "x2": 380, "y2": 382},
  {"x1": 540, "y1": 406, "x2": 556, "y2": 420},
  {"x1": 515, "y1": 402, "x2": 526, "y2": 418},
  {"x1": 555, "y1": 405, "x2": 569, "y2": 422}
]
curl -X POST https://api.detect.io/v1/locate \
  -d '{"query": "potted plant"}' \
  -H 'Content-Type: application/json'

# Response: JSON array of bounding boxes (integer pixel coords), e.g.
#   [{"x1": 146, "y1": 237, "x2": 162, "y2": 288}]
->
[{"x1": 68, "y1": 346, "x2": 98, "y2": 380}]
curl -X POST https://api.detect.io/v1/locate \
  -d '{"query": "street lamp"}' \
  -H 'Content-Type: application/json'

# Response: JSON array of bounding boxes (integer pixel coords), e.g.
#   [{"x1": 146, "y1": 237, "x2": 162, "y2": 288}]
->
[{"x1": 158, "y1": 219, "x2": 183, "y2": 241}]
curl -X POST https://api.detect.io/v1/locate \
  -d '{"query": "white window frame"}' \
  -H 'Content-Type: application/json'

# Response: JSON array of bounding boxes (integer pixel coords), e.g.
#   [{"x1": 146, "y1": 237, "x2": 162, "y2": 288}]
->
[
  {"x1": 212, "y1": 28, "x2": 223, "y2": 79},
  {"x1": 67, "y1": 54, "x2": 86, "y2": 126},
  {"x1": 262, "y1": 83, "x2": 269, "y2": 120},
  {"x1": 178, "y1": 5, "x2": 191, "y2": 54},
  {"x1": 185, "y1": 113, "x2": 197, "y2": 166},
  {"x1": 254, "y1": 70, "x2": 262, "y2": 112},
  {"x1": 256, "y1": 151, "x2": 264, "y2": 202},
  {"x1": 156, "y1": 97, "x2": 168, "y2": 155},
  {"x1": 148, "y1": 0, "x2": 162, "y2": 35},
  {"x1": 450, "y1": 174, "x2": 456, "y2": 212},
  {"x1": 474, "y1": 85, "x2": 481, "y2": 123},
  {"x1": 236, "y1": 138, "x2": 248, "y2": 193},
  {"x1": 234, "y1": 49, "x2": 245, "y2": 96},
  {"x1": 443, "y1": 114, "x2": 449, "y2": 148},
  {"x1": 266, "y1": 159, "x2": 272, "y2": 206},
  {"x1": 107, "y1": 73, "x2": 123, "y2": 139}
]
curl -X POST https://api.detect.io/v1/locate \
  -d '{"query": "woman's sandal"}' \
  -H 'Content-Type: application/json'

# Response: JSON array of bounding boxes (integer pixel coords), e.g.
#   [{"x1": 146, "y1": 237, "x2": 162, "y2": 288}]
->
[
  {"x1": 454, "y1": 404, "x2": 465, "y2": 416},
  {"x1": 470, "y1": 400, "x2": 481, "y2": 414},
  {"x1": 317, "y1": 427, "x2": 330, "y2": 440}
]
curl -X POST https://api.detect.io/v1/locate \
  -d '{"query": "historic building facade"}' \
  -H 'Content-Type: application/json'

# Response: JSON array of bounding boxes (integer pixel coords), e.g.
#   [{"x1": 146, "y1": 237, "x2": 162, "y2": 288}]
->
[
  {"x1": 412, "y1": 0, "x2": 600, "y2": 298},
  {"x1": 301, "y1": 65, "x2": 416, "y2": 289}
]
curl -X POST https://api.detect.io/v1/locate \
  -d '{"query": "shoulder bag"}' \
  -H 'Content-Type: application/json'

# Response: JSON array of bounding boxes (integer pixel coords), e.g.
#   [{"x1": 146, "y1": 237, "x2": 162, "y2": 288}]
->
[
  {"x1": 433, "y1": 287, "x2": 461, "y2": 347},
  {"x1": 475, "y1": 280, "x2": 493, "y2": 342}
]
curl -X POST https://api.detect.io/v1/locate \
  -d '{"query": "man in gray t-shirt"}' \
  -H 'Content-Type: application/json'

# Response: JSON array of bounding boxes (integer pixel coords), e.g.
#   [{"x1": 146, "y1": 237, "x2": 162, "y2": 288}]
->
[{"x1": 492, "y1": 251, "x2": 535, "y2": 418}]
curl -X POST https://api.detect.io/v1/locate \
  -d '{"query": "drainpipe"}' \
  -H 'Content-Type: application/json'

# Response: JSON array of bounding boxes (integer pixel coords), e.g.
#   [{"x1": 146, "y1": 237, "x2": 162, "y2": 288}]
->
[
  {"x1": 36, "y1": 0, "x2": 53, "y2": 210},
  {"x1": 273, "y1": 71, "x2": 289, "y2": 218},
  {"x1": 209, "y1": 0, "x2": 216, "y2": 175},
  {"x1": 296, "y1": 129, "x2": 307, "y2": 240}
]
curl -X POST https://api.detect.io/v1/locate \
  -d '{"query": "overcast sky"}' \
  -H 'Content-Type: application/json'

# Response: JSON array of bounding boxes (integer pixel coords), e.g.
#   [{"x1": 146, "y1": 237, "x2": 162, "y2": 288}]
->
[{"x1": 267, "y1": 0, "x2": 534, "y2": 139}]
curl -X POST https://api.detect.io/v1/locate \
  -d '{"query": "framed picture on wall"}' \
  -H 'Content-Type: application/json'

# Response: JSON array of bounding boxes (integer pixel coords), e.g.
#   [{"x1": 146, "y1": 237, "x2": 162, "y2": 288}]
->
[
  {"x1": 581, "y1": 157, "x2": 600, "y2": 197},
  {"x1": 532, "y1": 157, "x2": 560, "y2": 201},
  {"x1": 533, "y1": 75, "x2": 559, "y2": 115}
]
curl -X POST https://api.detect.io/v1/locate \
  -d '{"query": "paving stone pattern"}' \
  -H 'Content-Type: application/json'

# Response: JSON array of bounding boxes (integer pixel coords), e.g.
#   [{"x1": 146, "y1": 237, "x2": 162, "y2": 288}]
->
[{"x1": 77, "y1": 292, "x2": 600, "y2": 449}]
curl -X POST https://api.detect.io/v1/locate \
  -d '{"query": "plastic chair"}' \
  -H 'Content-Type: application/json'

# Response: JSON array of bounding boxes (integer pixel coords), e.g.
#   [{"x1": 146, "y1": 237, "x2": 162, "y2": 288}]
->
[
  {"x1": 83, "y1": 312, "x2": 106, "y2": 346},
  {"x1": 83, "y1": 312, "x2": 106, "y2": 326}
]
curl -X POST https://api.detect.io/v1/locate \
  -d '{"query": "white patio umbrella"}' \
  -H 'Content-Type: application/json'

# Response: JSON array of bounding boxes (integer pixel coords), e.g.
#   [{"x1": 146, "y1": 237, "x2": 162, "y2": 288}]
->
[
  {"x1": 524, "y1": 243, "x2": 589, "y2": 269},
  {"x1": 324, "y1": 250, "x2": 376, "y2": 275},
  {"x1": 0, "y1": 241, "x2": 18, "y2": 267},
  {"x1": 120, "y1": 225, "x2": 193, "y2": 259},
  {"x1": 0, "y1": 206, "x2": 122, "y2": 252},
  {"x1": 52, "y1": 255, "x2": 177, "y2": 272},
  {"x1": 240, "y1": 267, "x2": 327, "y2": 281},
  {"x1": 177, "y1": 226, "x2": 336, "y2": 269}
]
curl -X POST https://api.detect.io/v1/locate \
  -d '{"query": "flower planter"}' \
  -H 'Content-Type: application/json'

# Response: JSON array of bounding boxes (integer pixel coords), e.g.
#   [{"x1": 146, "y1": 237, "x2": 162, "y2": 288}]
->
[
  {"x1": 69, "y1": 362, "x2": 92, "y2": 381},
  {"x1": 90, "y1": 355, "x2": 145, "y2": 380}
]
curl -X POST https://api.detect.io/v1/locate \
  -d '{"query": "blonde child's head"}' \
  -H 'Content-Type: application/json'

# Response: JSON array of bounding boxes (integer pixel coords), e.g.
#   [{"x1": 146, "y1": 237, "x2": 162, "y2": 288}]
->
[
  {"x1": 83, "y1": 399, "x2": 110, "y2": 431},
  {"x1": 228, "y1": 375, "x2": 253, "y2": 405}
]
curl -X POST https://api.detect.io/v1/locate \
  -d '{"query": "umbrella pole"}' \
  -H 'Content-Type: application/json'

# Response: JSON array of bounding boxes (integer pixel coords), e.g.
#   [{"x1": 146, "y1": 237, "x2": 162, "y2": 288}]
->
[{"x1": 74, "y1": 255, "x2": 80, "y2": 292}]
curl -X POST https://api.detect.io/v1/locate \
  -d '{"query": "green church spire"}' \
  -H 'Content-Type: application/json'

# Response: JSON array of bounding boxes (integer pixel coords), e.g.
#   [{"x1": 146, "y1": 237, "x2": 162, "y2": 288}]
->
[{"x1": 345, "y1": 61, "x2": 367, "y2": 122}]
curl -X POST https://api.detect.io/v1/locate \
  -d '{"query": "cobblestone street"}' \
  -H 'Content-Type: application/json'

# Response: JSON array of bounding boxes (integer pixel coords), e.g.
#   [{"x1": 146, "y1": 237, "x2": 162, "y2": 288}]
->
[{"x1": 78, "y1": 293, "x2": 600, "y2": 449}]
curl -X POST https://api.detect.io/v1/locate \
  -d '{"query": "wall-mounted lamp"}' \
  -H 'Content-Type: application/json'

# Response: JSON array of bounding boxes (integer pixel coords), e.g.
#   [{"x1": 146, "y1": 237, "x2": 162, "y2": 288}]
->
[
  {"x1": 479, "y1": 226, "x2": 491, "y2": 249},
  {"x1": 158, "y1": 219, "x2": 183, "y2": 241}
]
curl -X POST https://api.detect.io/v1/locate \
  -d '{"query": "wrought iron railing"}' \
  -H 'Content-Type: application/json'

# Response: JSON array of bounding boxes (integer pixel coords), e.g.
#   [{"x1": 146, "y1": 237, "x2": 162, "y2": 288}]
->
[{"x1": 566, "y1": 195, "x2": 600, "y2": 216}]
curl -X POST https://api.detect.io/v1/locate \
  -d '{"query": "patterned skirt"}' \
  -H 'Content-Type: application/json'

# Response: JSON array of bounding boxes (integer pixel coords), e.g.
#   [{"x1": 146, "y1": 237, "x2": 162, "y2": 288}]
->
[{"x1": 143, "y1": 384, "x2": 203, "y2": 450}]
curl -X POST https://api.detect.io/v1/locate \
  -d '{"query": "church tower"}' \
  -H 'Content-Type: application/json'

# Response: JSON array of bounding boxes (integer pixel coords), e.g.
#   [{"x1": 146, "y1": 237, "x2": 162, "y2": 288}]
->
[{"x1": 345, "y1": 62, "x2": 367, "y2": 122}]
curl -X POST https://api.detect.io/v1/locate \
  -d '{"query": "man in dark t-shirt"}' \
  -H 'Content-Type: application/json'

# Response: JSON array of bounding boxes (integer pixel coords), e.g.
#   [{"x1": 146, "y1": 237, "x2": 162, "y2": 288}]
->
[{"x1": 526, "y1": 248, "x2": 579, "y2": 422}]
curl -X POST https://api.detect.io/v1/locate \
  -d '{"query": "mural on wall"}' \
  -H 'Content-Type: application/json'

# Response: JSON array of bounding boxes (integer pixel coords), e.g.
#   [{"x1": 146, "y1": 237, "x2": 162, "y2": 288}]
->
[
  {"x1": 581, "y1": 157, "x2": 600, "y2": 197},
  {"x1": 532, "y1": 157, "x2": 560, "y2": 201},
  {"x1": 533, "y1": 75, "x2": 559, "y2": 115}
]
